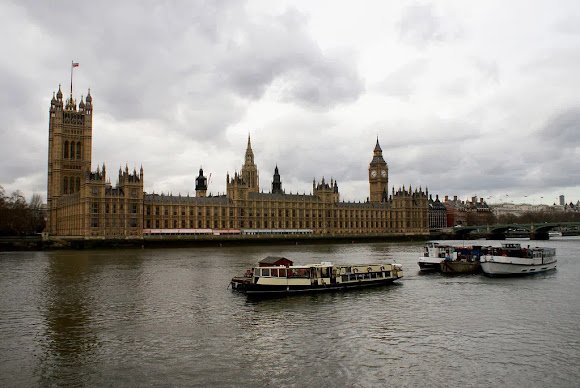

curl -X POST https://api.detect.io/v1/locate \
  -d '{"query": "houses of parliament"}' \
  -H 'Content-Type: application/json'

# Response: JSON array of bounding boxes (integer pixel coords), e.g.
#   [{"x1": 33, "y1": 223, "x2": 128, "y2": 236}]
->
[{"x1": 46, "y1": 84, "x2": 429, "y2": 239}]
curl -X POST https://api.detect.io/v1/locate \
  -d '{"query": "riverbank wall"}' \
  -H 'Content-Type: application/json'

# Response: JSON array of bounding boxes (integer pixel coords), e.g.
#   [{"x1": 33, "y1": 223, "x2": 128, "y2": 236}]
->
[{"x1": 0, "y1": 234, "x2": 431, "y2": 251}]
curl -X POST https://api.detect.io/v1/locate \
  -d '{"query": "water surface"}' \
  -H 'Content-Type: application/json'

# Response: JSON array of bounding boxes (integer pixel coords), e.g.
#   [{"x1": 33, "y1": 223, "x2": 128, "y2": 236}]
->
[{"x1": 1, "y1": 238, "x2": 579, "y2": 387}]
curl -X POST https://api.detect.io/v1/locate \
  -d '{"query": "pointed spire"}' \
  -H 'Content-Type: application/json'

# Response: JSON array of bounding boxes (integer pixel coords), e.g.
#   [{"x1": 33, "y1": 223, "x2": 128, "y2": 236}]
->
[
  {"x1": 244, "y1": 133, "x2": 254, "y2": 164},
  {"x1": 374, "y1": 136, "x2": 382, "y2": 153}
]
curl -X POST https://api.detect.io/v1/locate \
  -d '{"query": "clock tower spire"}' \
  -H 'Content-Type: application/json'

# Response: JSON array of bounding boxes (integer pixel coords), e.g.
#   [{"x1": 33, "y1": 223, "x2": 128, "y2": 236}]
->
[{"x1": 369, "y1": 137, "x2": 388, "y2": 202}]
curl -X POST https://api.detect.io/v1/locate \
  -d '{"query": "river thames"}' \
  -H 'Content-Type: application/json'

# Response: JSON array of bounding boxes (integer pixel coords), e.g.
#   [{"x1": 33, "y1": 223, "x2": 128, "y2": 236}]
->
[{"x1": 1, "y1": 238, "x2": 579, "y2": 387}]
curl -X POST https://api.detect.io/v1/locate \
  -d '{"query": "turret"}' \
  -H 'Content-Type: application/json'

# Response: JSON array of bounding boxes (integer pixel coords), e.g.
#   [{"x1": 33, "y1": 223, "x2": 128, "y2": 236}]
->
[
  {"x1": 195, "y1": 168, "x2": 208, "y2": 197},
  {"x1": 314, "y1": 177, "x2": 339, "y2": 203},
  {"x1": 56, "y1": 84, "x2": 63, "y2": 101},
  {"x1": 240, "y1": 134, "x2": 259, "y2": 192},
  {"x1": 272, "y1": 165, "x2": 283, "y2": 194}
]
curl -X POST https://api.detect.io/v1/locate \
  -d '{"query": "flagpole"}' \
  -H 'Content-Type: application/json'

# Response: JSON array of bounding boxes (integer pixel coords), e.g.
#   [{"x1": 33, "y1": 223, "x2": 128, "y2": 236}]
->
[{"x1": 70, "y1": 60, "x2": 73, "y2": 96}]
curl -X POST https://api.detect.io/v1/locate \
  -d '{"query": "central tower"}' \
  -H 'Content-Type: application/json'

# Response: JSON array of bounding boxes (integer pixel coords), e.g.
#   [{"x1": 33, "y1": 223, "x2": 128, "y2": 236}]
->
[
  {"x1": 241, "y1": 135, "x2": 259, "y2": 192},
  {"x1": 47, "y1": 85, "x2": 93, "y2": 233},
  {"x1": 368, "y1": 138, "x2": 388, "y2": 202}
]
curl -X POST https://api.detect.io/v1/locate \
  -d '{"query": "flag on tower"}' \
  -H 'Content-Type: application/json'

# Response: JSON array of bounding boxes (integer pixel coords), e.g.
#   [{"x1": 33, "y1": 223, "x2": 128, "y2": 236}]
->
[{"x1": 72, "y1": 62, "x2": 79, "y2": 67}]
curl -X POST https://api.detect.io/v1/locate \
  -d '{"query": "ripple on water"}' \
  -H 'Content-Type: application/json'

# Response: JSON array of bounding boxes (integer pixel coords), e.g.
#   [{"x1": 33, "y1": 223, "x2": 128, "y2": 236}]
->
[{"x1": 0, "y1": 241, "x2": 579, "y2": 387}]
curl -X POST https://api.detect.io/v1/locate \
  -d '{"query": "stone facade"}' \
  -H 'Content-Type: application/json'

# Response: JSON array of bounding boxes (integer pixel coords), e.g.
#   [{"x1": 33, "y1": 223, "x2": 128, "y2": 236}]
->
[
  {"x1": 47, "y1": 86, "x2": 429, "y2": 238},
  {"x1": 47, "y1": 86, "x2": 143, "y2": 238}
]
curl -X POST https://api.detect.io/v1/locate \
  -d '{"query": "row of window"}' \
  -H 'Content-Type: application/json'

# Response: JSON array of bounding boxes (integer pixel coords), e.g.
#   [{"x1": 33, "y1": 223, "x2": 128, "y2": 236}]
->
[
  {"x1": 143, "y1": 218, "x2": 415, "y2": 230},
  {"x1": 91, "y1": 217, "x2": 139, "y2": 228},
  {"x1": 91, "y1": 202, "x2": 139, "y2": 214},
  {"x1": 63, "y1": 176, "x2": 81, "y2": 194},
  {"x1": 63, "y1": 140, "x2": 83, "y2": 160},
  {"x1": 143, "y1": 205, "x2": 416, "y2": 220}
]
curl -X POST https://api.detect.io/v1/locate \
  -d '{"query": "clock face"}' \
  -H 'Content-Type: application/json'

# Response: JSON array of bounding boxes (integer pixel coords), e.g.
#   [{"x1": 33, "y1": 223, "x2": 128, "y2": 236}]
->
[
  {"x1": 381, "y1": 170, "x2": 387, "y2": 177},
  {"x1": 371, "y1": 170, "x2": 377, "y2": 178}
]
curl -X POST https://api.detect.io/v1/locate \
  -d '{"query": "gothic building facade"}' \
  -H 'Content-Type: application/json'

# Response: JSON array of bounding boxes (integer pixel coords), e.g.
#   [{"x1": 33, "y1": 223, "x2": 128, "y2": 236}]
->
[{"x1": 46, "y1": 86, "x2": 429, "y2": 238}]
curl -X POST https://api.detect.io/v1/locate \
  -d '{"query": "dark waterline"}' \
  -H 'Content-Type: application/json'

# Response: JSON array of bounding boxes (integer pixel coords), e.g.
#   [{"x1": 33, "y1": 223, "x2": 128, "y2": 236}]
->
[{"x1": 1, "y1": 239, "x2": 579, "y2": 387}]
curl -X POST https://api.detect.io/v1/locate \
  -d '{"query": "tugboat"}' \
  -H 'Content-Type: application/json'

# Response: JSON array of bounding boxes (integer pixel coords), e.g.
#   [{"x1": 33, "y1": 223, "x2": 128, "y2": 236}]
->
[
  {"x1": 230, "y1": 256, "x2": 403, "y2": 296},
  {"x1": 480, "y1": 243, "x2": 556, "y2": 276},
  {"x1": 418, "y1": 242, "x2": 451, "y2": 271}
]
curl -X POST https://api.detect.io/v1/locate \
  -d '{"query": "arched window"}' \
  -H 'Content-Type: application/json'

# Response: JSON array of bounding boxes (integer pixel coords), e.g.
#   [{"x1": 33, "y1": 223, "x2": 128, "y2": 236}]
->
[
  {"x1": 64, "y1": 141, "x2": 69, "y2": 159},
  {"x1": 63, "y1": 176, "x2": 69, "y2": 194},
  {"x1": 70, "y1": 142, "x2": 75, "y2": 160},
  {"x1": 76, "y1": 142, "x2": 81, "y2": 159}
]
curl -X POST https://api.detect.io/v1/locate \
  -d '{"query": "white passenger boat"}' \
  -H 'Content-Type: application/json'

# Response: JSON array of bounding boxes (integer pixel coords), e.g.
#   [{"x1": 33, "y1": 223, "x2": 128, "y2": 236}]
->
[
  {"x1": 230, "y1": 256, "x2": 403, "y2": 295},
  {"x1": 418, "y1": 242, "x2": 449, "y2": 271},
  {"x1": 480, "y1": 243, "x2": 556, "y2": 276}
]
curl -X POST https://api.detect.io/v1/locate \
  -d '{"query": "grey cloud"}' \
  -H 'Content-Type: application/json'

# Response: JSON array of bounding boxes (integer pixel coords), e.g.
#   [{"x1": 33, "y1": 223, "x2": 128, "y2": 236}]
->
[
  {"x1": 377, "y1": 59, "x2": 429, "y2": 98},
  {"x1": 539, "y1": 107, "x2": 580, "y2": 145},
  {"x1": 280, "y1": 54, "x2": 364, "y2": 108},
  {"x1": 219, "y1": 8, "x2": 364, "y2": 108},
  {"x1": 20, "y1": 1, "x2": 362, "y2": 128}
]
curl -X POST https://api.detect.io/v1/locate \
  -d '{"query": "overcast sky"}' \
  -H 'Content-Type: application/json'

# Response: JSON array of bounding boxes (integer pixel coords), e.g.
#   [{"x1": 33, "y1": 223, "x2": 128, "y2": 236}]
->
[{"x1": 1, "y1": 0, "x2": 579, "y2": 205}]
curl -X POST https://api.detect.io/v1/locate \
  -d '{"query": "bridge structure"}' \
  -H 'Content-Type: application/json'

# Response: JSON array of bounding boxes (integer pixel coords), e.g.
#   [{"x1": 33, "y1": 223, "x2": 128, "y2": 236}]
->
[{"x1": 448, "y1": 222, "x2": 580, "y2": 240}]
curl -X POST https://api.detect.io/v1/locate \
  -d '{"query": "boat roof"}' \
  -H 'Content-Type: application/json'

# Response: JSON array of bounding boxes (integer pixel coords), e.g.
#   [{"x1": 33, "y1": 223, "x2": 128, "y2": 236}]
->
[{"x1": 258, "y1": 256, "x2": 293, "y2": 265}]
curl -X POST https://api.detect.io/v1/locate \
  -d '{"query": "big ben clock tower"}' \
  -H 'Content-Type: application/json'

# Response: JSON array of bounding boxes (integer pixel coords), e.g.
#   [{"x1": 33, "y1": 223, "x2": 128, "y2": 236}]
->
[{"x1": 369, "y1": 138, "x2": 388, "y2": 202}]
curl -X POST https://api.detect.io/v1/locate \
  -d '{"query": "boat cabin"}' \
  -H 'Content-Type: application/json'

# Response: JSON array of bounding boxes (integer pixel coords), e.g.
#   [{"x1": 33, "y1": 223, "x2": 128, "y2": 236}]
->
[{"x1": 423, "y1": 242, "x2": 457, "y2": 260}]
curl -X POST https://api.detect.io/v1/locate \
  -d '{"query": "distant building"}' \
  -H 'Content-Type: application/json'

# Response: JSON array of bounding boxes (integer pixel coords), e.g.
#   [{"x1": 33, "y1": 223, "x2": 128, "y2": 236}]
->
[
  {"x1": 489, "y1": 202, "x2": 563, "y2": 217},
  {"x1": 441, "y1": 195, "x2": 493, "y2": 226},
  {"x1": 428, "y1": 195, "x2": 447, "y2": 228},
  {"x1": 559, "y1": 195, "x2": 565, "y2": 206},
  {"x1": 46, "y1": 84, "x2": 429, "y2": 238}
]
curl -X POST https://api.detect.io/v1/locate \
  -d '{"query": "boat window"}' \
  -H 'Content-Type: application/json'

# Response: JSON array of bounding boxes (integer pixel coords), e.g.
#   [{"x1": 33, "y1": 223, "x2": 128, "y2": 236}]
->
[
  {"x1": 271, "y1": 268, "x2": 279, "y2": 277},
  {"x1": 288, "y1": 268, "x2": 310, "y2": 278},
  {"x1": 279, "y1": 268, "x2": 287, "y2": 277},
  {"x1": 261, "y1": 268, "x2": 270, "y2": 277}
]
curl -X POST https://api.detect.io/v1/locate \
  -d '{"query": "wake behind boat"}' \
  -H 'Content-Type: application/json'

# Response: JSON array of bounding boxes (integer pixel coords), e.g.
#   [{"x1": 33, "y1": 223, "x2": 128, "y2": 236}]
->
[
  {"x1": 480, "y1": 243, "x2": 557, "y2": 276},
  {"x1": 231, "y1": 256, "x2": 403, "y2": 296}
]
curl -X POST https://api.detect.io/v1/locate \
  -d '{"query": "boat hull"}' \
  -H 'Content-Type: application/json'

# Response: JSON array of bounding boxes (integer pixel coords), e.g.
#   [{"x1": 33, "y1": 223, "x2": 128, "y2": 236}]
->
[
  {"x1": 480, "y1": 257, "x2": 557, "y2": 277},
  {"x1": 418, "y1": 260, "x2": 442, "y2": 272},
  {"x1": 231, "y1": 276, "x2": 400, "y2": 296},
  {"x1": 440, "y1": 260, "x2": 481, "y2": 274}
]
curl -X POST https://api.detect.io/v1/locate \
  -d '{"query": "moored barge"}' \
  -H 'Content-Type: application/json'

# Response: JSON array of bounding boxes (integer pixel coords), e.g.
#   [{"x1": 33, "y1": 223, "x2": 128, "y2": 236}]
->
[
  {"x1": 419, "y1": 242, "x2": 484, "y2": 274},
  {"x1": 230, "y1": 256, "x2": 403, "y2": 295}
]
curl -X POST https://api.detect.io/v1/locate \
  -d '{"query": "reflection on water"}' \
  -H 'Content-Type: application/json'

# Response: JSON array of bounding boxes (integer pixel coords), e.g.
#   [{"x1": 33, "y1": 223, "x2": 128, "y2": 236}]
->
[
  {"x1": 0, "y1": 240, "x2": 579, "y2": 387},
  {"x1": 38, "y1": 253, "x2": 97, "y2": 385}
]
